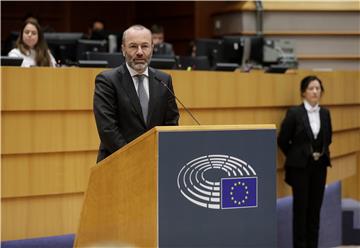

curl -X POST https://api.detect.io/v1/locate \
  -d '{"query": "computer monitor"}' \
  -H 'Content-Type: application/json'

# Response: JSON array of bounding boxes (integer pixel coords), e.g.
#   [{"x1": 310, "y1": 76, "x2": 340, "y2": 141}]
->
[
  {"x1": 86, "y1": 52, "x2": 125, "y2": 68},
  {"x1": 195, "y1": 38, "x2": 223, "y2": 66},
  {"x1": 265, "y1": 64, "x2": 288, "y2": 73},
  {"x1": 152, "y1": 53, "x2": 175, "y2": 59},
  {"x1": 178, "y1": 56, "x2": 210, "y2": 71},
  {"x1": 0, "y1": 56, "x2": 23, "y2": 66},
  {"x1": 76, "y1": 39, "x2": 108, "y2": 60},
  {"x1": 150, "y1": 57, "x2": 177, "y2": 69},
  {"x1": 213, "y1": 62, "x2": 239, "y2": 72},
  {"x1": 248, "y1": 36, "x2": 264, "y2": 65},
  {"x1": 221, "y1": 36, "x2": 245, "y2": 65},
  {"x1": 44, "y1": 32, "x2": 84, "y2": 65},
  {"x1": 77, "y1": 60, "x2": 108, "y2": 68}
]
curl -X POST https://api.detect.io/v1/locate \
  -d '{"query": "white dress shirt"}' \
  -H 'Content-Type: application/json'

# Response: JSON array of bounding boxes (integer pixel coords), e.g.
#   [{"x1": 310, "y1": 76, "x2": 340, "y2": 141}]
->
[
  {"x1": 304, "y1": 100, "x2": 321, "y2": 139},
  {"x1": 126, "y1": 63, "x2": 150, "y2": 99}
]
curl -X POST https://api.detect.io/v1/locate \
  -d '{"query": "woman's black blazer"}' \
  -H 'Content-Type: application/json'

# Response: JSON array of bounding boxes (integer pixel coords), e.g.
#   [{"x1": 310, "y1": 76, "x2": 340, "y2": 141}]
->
[{"x1": 278, "y1": 104, "x2": 332, "y2": 168}]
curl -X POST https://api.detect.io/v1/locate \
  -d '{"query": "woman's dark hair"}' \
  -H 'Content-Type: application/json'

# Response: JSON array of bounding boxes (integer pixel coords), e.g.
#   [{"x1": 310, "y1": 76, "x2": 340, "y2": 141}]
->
[
  {"x1": 300, "y1": 75, "x2": 324, "y2": 95},
  {"x1": 16, "y1": 18, "x2": 52, "y2": 66}
]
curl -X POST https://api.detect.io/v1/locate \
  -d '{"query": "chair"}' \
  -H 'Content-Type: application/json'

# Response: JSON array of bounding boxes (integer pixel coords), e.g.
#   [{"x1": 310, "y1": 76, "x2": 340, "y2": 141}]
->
[
  {"x1": 76, "y1": 39, "x2": 107, "y2": 60},
  {"x1": 45, "y1": 32, "x2": 84, "y2": 65},
  {"x1": 277, "y1": 181, "x2": 342, "y2": 248},
  {"x1": 153, "y1": 42, "x2": 174, "y2": 56},
  {"x1": 149, "y1": 56, "x2": 177, "y2": 69},
  {"x1": 85, "y1": 52, "x2": 125, "y2": 68}
]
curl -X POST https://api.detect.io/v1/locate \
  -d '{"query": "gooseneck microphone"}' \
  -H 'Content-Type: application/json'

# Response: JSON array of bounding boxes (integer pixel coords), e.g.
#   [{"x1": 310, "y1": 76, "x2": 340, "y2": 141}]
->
[{"x1": 154, "y1": 76, "x2": 201, "y2": 125}]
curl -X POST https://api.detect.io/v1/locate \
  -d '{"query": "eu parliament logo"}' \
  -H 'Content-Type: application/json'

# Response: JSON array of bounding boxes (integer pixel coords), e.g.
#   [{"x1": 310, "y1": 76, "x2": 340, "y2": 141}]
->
[{"x1": 177, "y1": 154, "x2": 258, "y2": 210}]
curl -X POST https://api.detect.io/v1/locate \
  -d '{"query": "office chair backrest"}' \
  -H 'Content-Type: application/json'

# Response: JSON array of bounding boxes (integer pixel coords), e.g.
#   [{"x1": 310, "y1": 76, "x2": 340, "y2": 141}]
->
[
  {"x1": 86, "y1": 52, "x2": 125, "y2": 68},
  {"x1": 77, "y1": 39, "x2": 108, "y2": 60},
  {"x1": 178, "y1": 56, "x2": 210, "y2": 70},
  {"x1": 150, "y1": 56, "x2": 177, "y2": 69}
]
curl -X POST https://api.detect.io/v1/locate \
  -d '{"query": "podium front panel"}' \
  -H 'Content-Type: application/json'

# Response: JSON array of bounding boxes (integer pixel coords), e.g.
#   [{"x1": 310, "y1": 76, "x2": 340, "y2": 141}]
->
[{"x1": 158, "y1": 129, "x2": 277, "y2": 247}]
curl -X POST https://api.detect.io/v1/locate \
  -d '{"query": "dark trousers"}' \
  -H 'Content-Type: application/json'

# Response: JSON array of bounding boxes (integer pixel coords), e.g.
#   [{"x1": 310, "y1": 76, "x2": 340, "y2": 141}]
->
[{"x1": 286, "y1": 160, "x2": 327, "y2": 248}]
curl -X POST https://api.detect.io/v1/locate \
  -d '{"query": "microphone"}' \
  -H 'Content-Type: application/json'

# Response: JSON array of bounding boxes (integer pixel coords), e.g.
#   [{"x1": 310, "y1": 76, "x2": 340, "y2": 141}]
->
[{"x1": 154, "y1": 76, "x2": 201, "y2": 125}]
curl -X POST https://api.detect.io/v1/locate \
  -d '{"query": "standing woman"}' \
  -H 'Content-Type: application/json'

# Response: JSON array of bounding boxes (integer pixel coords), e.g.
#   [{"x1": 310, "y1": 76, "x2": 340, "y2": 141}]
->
[
  {"x1": 278, "y1": 76, "x2": 332, "y2": 248},
  {"x1": 8, "y1": 18, "x2": 56, "y2": 67}
]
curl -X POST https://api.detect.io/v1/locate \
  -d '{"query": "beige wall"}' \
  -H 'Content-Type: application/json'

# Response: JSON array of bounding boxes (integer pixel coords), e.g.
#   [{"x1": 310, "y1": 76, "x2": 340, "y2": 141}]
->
[{"x1": 212, "y1": 1, "x2": 360, "y2": 70}]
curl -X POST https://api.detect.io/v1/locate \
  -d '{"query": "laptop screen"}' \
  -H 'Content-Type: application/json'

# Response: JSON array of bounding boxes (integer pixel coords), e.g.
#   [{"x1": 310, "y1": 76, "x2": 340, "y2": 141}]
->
[{"x1": 1, "y1": 56, "x2": 23, "y2": 67}]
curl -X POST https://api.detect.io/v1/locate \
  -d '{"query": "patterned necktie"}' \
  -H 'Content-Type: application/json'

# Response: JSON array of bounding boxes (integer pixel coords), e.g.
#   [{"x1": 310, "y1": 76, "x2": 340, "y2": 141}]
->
[{"x1": 135, "y1": 74, "x2": 149, "y2": 122}]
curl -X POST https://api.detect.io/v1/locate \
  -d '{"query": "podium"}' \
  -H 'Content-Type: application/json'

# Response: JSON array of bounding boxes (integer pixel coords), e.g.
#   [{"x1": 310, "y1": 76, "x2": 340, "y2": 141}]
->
[{"x1": 75, "y1": 125, "x2": 277, "y2": 247}]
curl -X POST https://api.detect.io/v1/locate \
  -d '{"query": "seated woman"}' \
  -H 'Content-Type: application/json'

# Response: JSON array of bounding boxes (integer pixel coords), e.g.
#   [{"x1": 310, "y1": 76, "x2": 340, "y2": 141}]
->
[{"x1": 8, "y1": 18, "x2": 56, "y2": 67}]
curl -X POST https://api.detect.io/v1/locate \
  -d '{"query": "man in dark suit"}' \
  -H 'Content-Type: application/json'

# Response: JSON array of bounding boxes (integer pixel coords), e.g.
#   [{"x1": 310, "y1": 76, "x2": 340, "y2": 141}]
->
[
  {"x1": 151, "y1": 24, "x2": 175, "y2": 57},
  {"x1": 93, "y1": 24, "x2": 179, "y2": 162},
  {"x1": 278, "y1": 76, "x2": 332, "y2": 248}
]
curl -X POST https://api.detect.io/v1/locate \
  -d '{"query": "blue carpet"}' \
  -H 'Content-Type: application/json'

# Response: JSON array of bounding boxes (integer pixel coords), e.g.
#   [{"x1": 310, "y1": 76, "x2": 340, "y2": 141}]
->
[{"x1": 1, "y1": 234, "x2": 75, "y2": 248}]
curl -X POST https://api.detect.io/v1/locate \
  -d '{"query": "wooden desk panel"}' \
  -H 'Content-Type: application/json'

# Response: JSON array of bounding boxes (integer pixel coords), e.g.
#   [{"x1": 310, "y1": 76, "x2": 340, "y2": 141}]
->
[
  {"x1": 2, "y1": 68, "x2": 359, "y2": 110},
  {"x1": 1, "y1": 67, "x2": 359, "y2": 240}
]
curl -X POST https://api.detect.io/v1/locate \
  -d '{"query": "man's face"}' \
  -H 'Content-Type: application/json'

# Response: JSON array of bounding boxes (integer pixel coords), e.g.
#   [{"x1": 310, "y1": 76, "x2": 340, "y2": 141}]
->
[
  {"x1": 122, "y1": 28, "x2": 153, "y2": 73},
  {"x1": 93, "y1": 21, "x2": 104, "y2": 31},
  {"x1": 152, "y1": 33, "x2": 164, "y2": 45}
]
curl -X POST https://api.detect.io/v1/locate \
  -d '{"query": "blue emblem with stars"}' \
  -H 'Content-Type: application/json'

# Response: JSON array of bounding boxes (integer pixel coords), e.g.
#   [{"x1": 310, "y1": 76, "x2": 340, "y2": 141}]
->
[{"x1": 221, "y1": 177, "x2": 257, "y2": 209}]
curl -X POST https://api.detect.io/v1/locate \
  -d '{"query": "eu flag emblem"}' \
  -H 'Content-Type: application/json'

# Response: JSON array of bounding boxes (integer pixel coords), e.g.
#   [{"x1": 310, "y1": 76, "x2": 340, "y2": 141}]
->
[{"x1": 221, "y1": 177, "x2": 257, "y2": 209}]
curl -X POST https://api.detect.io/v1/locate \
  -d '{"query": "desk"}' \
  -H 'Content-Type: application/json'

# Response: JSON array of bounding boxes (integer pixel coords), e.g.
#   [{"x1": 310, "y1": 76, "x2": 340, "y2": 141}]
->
[{"x1": 1, "y1": 67, "x2": 359, "y2": 240}]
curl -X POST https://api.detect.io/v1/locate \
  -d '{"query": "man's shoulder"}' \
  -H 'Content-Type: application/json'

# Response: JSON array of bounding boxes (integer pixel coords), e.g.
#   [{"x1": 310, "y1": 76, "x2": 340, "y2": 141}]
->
[
  {"x1": 95, "y1": 64, "x2": 129, "y2": 87},
  {"x1": 98, "y1": 63, "x2": 126, "y2": 78},
  {"x1": 149, "y1": 67, "x2": 171, "y2": 80}
]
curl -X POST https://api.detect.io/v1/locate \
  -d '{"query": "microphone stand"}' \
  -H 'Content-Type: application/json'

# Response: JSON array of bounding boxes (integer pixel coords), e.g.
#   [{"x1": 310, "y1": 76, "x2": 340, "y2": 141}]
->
[{"x1": 154, "y1": 76, "x2": 201, "y2": 125}]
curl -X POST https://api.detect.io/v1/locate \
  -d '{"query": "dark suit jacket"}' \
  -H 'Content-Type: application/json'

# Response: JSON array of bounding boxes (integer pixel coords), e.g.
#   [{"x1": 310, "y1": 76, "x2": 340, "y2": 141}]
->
[
  {"x1": 278, "y1": 104, "x2": 332, "y2": 169},
  {"x1": 93, "y1": 63, "x2": 179, "y2": 162},
  {"x1": 153, "y1": 42, "x2": 175, "y2": 56}
]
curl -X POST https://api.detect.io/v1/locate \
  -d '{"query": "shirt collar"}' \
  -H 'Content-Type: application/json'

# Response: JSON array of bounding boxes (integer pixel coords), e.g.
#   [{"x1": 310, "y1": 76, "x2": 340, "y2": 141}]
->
[
  {"x1": 126, "y1": 63, "x2": 149, "y2": 78},
  {"x1": 24, "y1": 49, "x2": 35, "y2": 56},
  {"x1": 304, "y1": 100, "x2": 320, "y2": 113}
]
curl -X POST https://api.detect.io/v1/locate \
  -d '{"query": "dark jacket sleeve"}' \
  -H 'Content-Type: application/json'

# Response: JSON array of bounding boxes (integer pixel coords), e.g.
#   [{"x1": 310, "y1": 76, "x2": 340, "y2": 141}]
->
[
  {"x1": 277, "y1": 107, "x2": 296, "y2": 156},
  {"x1": 327, "y1": 109, "x2": 333, "y2": 145},
  {"x1": 93, "y1": 72, "x2": 127, "y2": 155},
  {"x1": 322, "y1": 108, "x2": 333, "y2": 166}
]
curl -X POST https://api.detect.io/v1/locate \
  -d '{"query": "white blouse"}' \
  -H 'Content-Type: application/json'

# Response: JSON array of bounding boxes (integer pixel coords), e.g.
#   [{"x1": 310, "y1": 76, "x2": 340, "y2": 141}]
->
[
  {"x1": 304, "y1": 100, "x2": 321, "y2": 139},
  {"x1": 8, "y1": 48, "x2": 57, "y2": 67}
]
